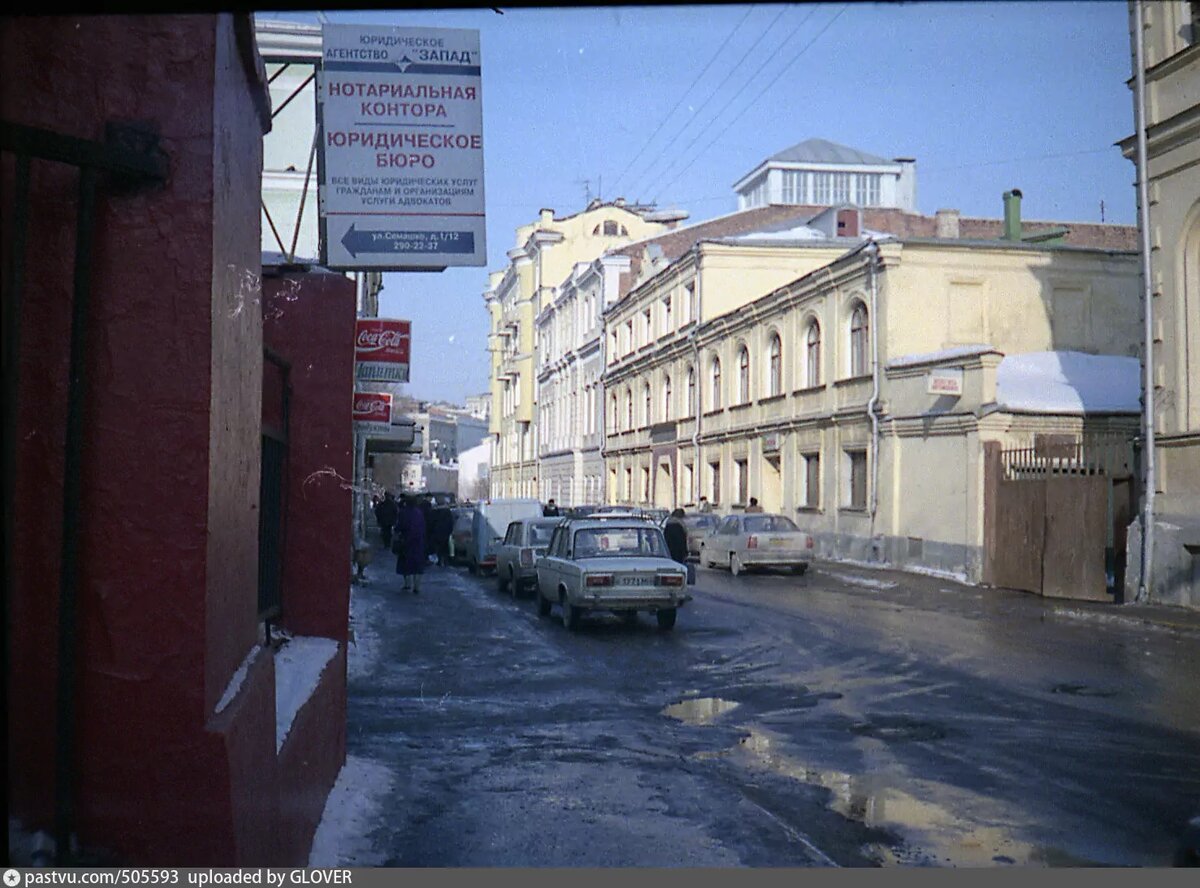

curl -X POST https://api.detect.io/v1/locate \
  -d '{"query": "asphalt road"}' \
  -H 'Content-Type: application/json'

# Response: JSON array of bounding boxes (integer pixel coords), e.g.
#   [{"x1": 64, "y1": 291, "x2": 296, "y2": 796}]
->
[{"x1": 341, "y1": 550, "x2": 1200, "y2": 867}]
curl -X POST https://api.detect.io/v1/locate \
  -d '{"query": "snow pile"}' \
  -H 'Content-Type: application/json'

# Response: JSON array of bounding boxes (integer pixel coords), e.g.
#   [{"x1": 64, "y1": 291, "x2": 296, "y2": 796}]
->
[
  {"x1": 215, "y1": 647, "x2": 261, "y2": 715},
  {"x1": 307, "y1": 755, "x2": 395, "y2": 867},
  {"x1": 887, "y1": 344, "x2": 996, "y2": 369},
  {"x1": 995, "y1": 351, "x2": 1140, "y2": 415},
  {"x1": 275, "y1": 636, "x2": 339, "y2": 753},
  {"x1": 821, "y1": 570, "x2": 899, "y2": 591}
]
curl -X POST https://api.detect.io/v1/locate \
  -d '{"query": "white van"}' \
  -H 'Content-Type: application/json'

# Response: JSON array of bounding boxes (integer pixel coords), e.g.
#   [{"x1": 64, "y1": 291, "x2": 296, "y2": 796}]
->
[{"x1": 469, "y1": 498, "x2": 545, "y2": 575}]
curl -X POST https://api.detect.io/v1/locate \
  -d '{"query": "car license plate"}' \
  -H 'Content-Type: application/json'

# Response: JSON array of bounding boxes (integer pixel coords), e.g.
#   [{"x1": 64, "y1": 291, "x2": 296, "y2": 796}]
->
[
  {"x1": 617, "y1": 576, "x2": 654, "y2": 586},
  {"x1": 769, "y1": 537, "x2": 788, "y2": 546}
]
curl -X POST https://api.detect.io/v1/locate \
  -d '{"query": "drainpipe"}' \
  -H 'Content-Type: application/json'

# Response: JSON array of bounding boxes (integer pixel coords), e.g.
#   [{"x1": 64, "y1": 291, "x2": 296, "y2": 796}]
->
[
  {"x1": 866, "y1": 240, "x2": 882, "y2": 534},
  {"x1": 1134, "y1": 0, "x2": 1155, "y2": 601},
  {"x1": 689, "y1": 247, "x2": 703, "y2": 506},
  {"x1": 1003, "y1": 189, "x2": 1023, "y2": 241}
]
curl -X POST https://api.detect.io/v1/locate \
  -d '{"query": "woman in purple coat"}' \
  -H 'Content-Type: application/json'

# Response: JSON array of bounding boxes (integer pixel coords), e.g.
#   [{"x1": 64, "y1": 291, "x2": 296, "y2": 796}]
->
[{"x1": 393, "y1": 495, "x2": 428, "y2": 594}]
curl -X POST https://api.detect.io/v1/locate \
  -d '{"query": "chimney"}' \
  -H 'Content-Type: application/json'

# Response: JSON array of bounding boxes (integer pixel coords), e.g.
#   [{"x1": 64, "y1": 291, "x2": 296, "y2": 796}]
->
[
  {"x1": 1002, "y1": 189, "x2": 1023, "y2": 241},
  {"x1": 540, "y1": 208, "x2": 554, "y2": 225},
  {"x1": 836, "y1": 208, "x2": 860, "y2": 238},
  {"x1": 935, "y1": 208, "x2": 960, "y2": 239}
]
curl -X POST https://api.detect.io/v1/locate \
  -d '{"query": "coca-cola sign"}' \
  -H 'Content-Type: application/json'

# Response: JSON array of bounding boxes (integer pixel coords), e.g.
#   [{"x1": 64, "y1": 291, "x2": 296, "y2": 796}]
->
[
  {"x1": 355, "y1": 319, "x2": 411, "y2": 383},
  {"x1": 352, "y1": 391, "x2": 392, "y2": 432}
]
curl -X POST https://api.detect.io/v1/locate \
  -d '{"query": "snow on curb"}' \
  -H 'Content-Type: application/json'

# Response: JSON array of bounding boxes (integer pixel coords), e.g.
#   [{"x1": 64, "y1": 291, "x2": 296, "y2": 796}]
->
[{"x1": 308, "y1": 755, "x2": 395, "y2": 867}]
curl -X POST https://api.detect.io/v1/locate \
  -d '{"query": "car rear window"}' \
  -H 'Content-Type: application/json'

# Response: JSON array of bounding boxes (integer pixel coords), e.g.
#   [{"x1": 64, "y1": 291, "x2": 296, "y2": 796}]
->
[
  {"x1": 528, "y1": 522, "x2": 558, "y2": 545},
  {"x1": 683, "y1": 516, "x2": 717, "y2": 530},
  {"x1": 744, "y1": 516, "x2": 799, "y2": 533},
  {"x1": 573, "y1": 526, "x2": 669, "y2": 558}
]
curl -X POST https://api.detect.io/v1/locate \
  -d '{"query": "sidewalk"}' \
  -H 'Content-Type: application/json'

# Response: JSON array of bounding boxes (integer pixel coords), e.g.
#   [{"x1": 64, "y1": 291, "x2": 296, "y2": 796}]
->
[{"x1": 809, "y1": 556, "x2": 1200, "y2": 636}]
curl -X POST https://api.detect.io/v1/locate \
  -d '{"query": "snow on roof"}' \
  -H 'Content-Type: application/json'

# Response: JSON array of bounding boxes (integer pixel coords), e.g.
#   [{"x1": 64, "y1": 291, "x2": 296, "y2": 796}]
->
[
  {"x1": 995, "y1": 351, "x2": 1141, "y2": 415},
  {"x1": 724, "y1": 223, "x2": 828, "y2": 243},
  {"x1": 275, "y1": 635, "x2": 340, "y2": 753},
  {"x1": 887, "y1": 344, "x2": 999, "y2": 369}
]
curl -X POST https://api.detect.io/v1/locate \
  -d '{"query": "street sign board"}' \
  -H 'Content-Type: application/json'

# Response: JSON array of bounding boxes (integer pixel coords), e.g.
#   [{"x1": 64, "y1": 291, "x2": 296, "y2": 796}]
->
[
  {"x1": 317, "y1": 23, "x2": 486, "y2": 270},
  {"x1": 355, "y1": 318, "x2": 411, "y2": 383},
  {"x1": 927, "y1": 367, "x2": 964, "y2": 396},
  {"x1": 353, "y1": 391, "x2": 393, "y2": 434}
]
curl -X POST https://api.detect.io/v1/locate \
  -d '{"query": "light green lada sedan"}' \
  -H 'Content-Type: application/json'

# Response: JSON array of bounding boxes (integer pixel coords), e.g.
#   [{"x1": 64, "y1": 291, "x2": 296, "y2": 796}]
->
[{"x1": 535, "y1": 519, "x2": 691, "y2": 631}]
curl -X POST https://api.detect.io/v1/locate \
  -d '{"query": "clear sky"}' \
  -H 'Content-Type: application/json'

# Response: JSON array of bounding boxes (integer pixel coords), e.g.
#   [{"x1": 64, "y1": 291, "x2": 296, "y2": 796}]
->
[{"x1": 271, "y1": 2, "x2": 1138, "y2": 406}]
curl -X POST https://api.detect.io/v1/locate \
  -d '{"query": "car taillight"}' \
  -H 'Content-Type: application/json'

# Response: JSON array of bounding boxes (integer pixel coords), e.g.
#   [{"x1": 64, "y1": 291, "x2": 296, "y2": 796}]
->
[
  {"x1": 586, "y1": 574, "x2": 614, "y2": 587},
  {"x1": 520, "y1": 548, "x2": 533, "y2": 567},
  {"x1": 806, "y1": 536, "x2": 814, "y2": 549},
  {"x1": 658, "y1": 574, "x2": 684, "y2": 587},
  {"x1": 747, "y1": 535, "x2": 758, "y2": 549}
]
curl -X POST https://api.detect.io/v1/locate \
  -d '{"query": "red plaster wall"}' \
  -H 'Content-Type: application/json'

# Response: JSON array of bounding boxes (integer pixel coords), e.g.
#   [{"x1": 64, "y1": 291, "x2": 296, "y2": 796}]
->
[
  {"x1": 3, "y1": 15, "x2": 279, "y2": 864},
  {"x1": 263, "y1": 270, "x2": 355, "y2": 643}
]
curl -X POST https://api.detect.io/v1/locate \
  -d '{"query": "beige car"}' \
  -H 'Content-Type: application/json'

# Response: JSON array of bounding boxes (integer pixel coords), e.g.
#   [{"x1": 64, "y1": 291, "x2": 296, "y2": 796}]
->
[{"x1": 699, "y1": 513, "x2": 814, "y2": 577}]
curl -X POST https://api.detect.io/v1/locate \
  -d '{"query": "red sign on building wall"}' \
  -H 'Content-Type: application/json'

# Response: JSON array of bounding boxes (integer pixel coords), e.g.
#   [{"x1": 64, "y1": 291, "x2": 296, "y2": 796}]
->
[
  {"x1": 352, "y1": 391, "x2": 393, "y2": 434},
  {"x1": 355, "y1": 319, "x2": 411, "y2": 383}
]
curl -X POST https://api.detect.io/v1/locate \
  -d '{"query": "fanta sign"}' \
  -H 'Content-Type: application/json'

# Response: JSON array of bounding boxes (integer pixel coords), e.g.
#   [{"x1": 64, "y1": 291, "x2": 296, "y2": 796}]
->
[
  {"x1": 355, "y1": 319, "x2": 410, "y2": 382},
  {"x1": 353, "y1": 391, "x2": 392, "y2": 433}
]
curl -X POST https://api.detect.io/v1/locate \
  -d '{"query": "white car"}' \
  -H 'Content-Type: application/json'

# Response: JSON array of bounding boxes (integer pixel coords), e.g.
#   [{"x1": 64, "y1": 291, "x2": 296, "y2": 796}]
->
[
  {"x1": 535, "y1": 519, "x2": 691, "y2": 631},
  {"x1": 700, "y1": 513, "x2": 815, "y2": 576},
  {"x1": 495, "y1": 517, "x2": 563, "y2": 598}
]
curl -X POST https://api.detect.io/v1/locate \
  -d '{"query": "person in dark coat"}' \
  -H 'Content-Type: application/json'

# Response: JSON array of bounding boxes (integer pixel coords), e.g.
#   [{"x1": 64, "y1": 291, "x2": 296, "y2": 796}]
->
[
  {"x1": 393, "y1": 495, "x2": 428, "y2": 593},
  {"x1": 664, "y1": 508, "x2": 689, "y2": 564},
  {"x1": 429, "y1": 506, "x2": 454, "y2": 566},
  {"x1": 374, "y1": 492, "x2": 398, "y2": 550},
  {"x1": 543, "y1": 498, "x2": 561, "y2": 517}
]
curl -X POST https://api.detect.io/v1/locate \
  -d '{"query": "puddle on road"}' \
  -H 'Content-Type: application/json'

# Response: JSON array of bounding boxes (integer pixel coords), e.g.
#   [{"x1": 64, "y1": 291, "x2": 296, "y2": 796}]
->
[
  {"x1": 661, "y1": 697, "x2": 740, "y2": 725},
  {"x1": 728, "y1": 728, "x2": 1042, "y2": 867}
]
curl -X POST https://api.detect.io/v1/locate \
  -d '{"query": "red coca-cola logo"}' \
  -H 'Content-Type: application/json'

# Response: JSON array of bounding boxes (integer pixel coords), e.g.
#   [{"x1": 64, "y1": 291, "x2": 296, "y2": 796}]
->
[
  {"x1": 356, "y1": 329, "x2": 406, "y2": 350},
  {"x1": 354, "y1": 396, "x2": 389, "y2": 413},
  {"x1": 355, "y1": 320, "x2": 410, "y2": 358}
]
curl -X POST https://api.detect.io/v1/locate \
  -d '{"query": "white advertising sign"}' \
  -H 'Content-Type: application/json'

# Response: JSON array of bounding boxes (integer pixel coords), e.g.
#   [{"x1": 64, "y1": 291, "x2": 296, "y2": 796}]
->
[{"x1": 318, "y1": 24, "x2": 486, "y2": 270}]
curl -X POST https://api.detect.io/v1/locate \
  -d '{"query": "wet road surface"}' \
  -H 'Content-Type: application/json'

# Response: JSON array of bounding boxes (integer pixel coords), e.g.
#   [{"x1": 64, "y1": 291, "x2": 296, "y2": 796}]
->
[{"x1": 340, "y1": 551, "x2": 1200, "y2": 867}]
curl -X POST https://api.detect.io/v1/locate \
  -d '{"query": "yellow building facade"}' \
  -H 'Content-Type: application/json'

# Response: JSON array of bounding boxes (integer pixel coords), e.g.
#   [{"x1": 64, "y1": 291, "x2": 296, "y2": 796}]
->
[
  {"x1": 603, "y1": 230, "x2": 1142, "y2": 584},
  {"x1": 1121, "y1": 0, "x2": 1200, "y2": 607},
  {"x1": 485, "y1": 201, "x2": 684, "y2": 499}
]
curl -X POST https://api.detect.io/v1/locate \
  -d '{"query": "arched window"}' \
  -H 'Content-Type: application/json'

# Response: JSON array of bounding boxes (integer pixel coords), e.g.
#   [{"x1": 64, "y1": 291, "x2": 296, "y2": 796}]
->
[
  {"x1": 643, "y1": 383, "x2": 652, "y2": 427},
  {"x1": 767, "y1": 333, "x2": 782, "y2": 397},
  {"x1": 805, "y1": 319, "x2": 821, "y2": 387},
  {"x1": 710, "y1": 357, "x2": 722, "y2": 409},
  {"x1": 625, "y1": 388, "x2": 633, "y2": 430},
  {"x1": 603, "y1": 220, "x2": 619, "y2": 236},
  {"x1": 737, "y1": 345, "x2": 750, "y2": 404},
  {"x1": 850, "y1": 303, "x2": 869, "y2": 377},
  {"x1": 663, "y1": 374, "x2": 673, "y2": 421},
  {"x1": 687, "y1": 366, "x2": 696, "y2": 416}
]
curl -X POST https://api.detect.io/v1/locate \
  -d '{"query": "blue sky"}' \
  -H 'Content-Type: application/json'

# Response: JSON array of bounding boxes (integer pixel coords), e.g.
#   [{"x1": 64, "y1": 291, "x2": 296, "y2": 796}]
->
[{"x1": 271, "y1": 2, "x2": 1138, "y2": 405}]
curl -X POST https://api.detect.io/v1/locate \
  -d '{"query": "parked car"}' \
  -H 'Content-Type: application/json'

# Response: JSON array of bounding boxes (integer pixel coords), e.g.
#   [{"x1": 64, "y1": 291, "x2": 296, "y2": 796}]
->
[
  {"x1": 564, "y1": 505, "x2": 602, "y2": 519},
  {"x1": 535, "y1": 518, "x2": 691, "y2": 631},
  {"x1": 448, "y1": 507, "x2": 475, "y2": 565},
  {"x1": 469, "y1": 498, "x2": 545, "y2": 575},
  {"x1": 675, "y1": 512, "x2": 721, "y2": 560},
  {"x1": 699, "y1": 513, "x2": 814, "y2": 576},
  {"x1": 495, "y1": 516, "x2": 563, "y2": 598}
]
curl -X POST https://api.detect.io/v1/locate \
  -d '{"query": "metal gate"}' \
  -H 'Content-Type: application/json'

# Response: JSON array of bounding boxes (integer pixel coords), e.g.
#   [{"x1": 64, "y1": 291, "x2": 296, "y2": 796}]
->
[{"x1": 984, "y1": 436, "x2": 1136, "y2": 601}]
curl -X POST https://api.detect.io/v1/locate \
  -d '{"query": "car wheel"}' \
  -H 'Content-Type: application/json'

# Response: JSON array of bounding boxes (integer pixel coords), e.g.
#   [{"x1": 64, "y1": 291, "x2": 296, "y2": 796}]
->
[
  {"x1": 731, "y1": 553, "x2": 743, "y2": 577},
  {"x1": 497, "y1": 568, "x2": 509, "y2": 595},
  {"x1": 792, "y1": 563, "x2": 809, "y2": 576},
  {"x1": 656, "y1": 608, "x2": 677, "y2": 631},
  {"x1": 509, "y1": 569, "x2": 520, "y2": 599},
  {"x1": 468, "y1": 558, "x2": 477, "y2": 575},
  {"x1": 563, "y1": 597, "x2": 582, "y2": 631},
  {"x1": 536, "y1": 586, "x2": 551, "y2": 616}
]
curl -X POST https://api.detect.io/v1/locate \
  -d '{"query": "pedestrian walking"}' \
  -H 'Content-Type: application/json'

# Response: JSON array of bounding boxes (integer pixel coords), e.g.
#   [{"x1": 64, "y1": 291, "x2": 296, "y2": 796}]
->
[
  {"x1": 430, "y1": 505, "x2": 454, "y2": 566},
  {"x1": 664, "y1": 508, "x2": 689, "y2": 564},
  {"x1": 374, "y1": 491, "x2": 398, "y2": 550},
  {"x1": 745, "y1": 497, "x2": 763, "y2": 513},
  {"x1": 393, "y1": 494, "x2": 427, "y2": 594}
]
